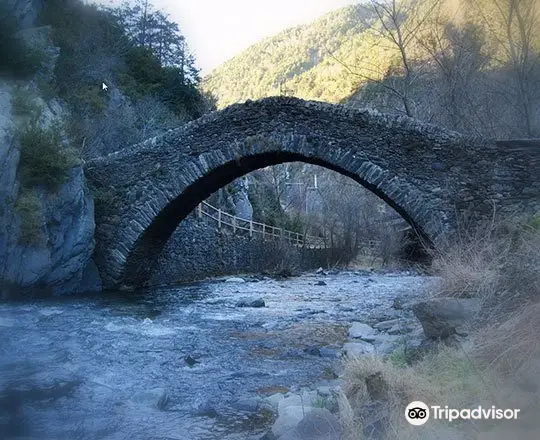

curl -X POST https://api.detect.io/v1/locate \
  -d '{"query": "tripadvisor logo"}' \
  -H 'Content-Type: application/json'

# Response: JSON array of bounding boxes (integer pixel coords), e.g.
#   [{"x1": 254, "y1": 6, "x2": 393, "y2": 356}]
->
[
  {"x1": 405, "y1": 401, "x2": 430, "y2": 426},
  {"x1": 405, "y1": 401, "x2": 521, "y2": 425}
]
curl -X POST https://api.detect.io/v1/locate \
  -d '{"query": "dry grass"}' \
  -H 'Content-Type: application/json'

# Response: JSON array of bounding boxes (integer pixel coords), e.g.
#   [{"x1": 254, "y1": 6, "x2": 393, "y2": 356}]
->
[
  {"x1": 339, "y1": 214, "x2": 540, "y2": 439},
  {"x1": 431, "y1": 213, "x2": 540, "y2": 374},
  {"x1": 338, "y1": 344, "x2": 540, "y2": 439},
  {"x1": 341, "y1": 356, "x2": 428, "y2": 410},
  {"x1": 431, "y1": 215, "x2": 540, "y2": 314},
  {"x1": 339, "y1": 348, "x2": 500, "y2": 440},
  {"x1": 474, "y1": 303, "x2": 540, "y2": 375}
]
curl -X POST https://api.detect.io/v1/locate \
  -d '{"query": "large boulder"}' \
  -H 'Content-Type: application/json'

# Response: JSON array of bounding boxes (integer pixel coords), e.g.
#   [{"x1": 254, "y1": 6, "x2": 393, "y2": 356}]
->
[
  {"x1": 278, "y1": 408, "x2": 342, "y2": 440},
  {"x1": 226, "y1": 277, "x2": 246, "y2": 283},
  {"x1": 272, "y1": 405, "x2": 315, "y2": 438},
  {"x1": 277, "y1": 392, "x2": 317, "y2": 414},
  {"x1": 348, "y1": 322, "x2": 378, "y2": 340},
  {"x1": 413, "y1": 298, "x2": 481, "y2": 339}
]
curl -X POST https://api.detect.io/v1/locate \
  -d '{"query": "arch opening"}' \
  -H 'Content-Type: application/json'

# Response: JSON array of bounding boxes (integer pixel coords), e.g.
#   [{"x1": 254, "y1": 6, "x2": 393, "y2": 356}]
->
[{"x1": 123, "y1": 151, "x2": 433, "y2": 287}]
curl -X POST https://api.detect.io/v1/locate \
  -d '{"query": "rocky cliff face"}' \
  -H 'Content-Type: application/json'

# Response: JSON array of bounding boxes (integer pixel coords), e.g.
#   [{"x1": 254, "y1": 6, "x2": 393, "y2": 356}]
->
[
  {"x1": 230, "y1": 177, "x2": 253, "y2": 220},
  {"x1": 5, "y1": 0, "x2": 44, "y2": 29},
  {"x1": 0, "y1": 81, "x2": 99, "y2": 297},
  {"x1": 0, "y1": 1, "x2": 100, "y2": 297}
]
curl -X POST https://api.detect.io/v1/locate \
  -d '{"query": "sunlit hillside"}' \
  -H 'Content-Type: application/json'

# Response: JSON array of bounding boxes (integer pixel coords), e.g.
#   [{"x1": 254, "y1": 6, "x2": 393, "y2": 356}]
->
[{"x1": 204, "y1": 0, "x2": 540, "y2": 138}]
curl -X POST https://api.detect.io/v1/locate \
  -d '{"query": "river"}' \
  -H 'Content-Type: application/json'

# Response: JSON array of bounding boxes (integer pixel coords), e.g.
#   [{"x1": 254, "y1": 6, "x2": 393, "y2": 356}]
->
[{"x1": 0, "y1": 270, "x2": 433, "y2": 440}]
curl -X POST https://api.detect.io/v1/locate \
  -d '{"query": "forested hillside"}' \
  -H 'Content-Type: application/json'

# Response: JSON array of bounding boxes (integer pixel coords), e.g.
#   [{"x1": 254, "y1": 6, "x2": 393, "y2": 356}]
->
[
  {"x1": 204, "y1": 0, "x2": 540, "y2": 139},
  {"x1": 39, "y1": 0, "x2": 208, "y2": 158},
  {"x1": 203, "y1": 5, "x2": 377, "y2": 107},
  {"x1": 1, "y1": 0, "x2": 208, "y2": 159}
]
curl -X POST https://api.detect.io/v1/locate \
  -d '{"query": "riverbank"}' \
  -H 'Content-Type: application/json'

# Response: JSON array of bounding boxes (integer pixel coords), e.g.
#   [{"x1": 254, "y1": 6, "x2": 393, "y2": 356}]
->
[
  {"x1": 328, "y1": 218, "x2": 540, "y2": 440},
  {"x1": 2, "y1": 221, "x2": 538, "y2": 440},
  {"x1": 0, "y1": 269, "x2": 432, "y2": 439}
]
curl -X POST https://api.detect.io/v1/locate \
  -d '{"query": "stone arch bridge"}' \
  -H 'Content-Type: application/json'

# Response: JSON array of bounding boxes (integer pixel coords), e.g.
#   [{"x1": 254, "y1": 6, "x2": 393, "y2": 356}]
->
[{"x1": 85, "y1": 97, "x2": 539, "y2": 289}]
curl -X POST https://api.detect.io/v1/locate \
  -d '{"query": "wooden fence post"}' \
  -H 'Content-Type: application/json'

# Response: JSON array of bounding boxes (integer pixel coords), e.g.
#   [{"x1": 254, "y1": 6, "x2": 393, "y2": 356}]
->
[
  {"x1": 218, "y1": 209, "x2": 222, "y2": 230},
  {"x1": 249, "y1": 220, "x2": 253, "y2": 237},
  {"x1": 197, "y1": 204, "x2": 202, "y2": 218}
]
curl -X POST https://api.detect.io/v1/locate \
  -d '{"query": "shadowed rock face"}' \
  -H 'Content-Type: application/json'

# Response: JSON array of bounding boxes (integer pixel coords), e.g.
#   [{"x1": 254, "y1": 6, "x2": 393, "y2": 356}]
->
[
  {"x1": 5, "y1": 0, "x2": 44, "y2": 29},
  {"x1": 0, "y1": 80, "x2": 97, "y2": 297},
  {"x1": 86, "y1": 97, "x2": 539, "y2": 289}
]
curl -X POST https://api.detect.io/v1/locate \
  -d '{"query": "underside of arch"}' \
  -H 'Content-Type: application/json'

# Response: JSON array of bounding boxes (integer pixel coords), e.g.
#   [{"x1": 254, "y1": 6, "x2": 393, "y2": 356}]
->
[{"x1": 122, "y1": 151, "x2": 436, "y2": 287}]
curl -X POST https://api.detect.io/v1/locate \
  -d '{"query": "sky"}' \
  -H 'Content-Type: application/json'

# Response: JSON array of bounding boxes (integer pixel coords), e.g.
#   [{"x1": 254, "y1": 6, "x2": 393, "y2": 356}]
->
[{"x1": 95, "y1": 0, "x2": 355, "y2": 74}]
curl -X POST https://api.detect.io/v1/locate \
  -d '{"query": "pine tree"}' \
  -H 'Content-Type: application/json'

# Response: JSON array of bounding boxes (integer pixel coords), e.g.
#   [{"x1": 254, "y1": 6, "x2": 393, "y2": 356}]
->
[{"x1": 110, "y1": 0, "x2": 200, "y2": 85}]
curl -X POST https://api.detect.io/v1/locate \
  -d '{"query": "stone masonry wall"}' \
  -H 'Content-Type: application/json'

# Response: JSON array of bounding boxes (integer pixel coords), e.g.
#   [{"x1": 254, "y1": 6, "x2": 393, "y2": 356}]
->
[{"x1": 149, "y1": 214, "x2": 331, "y2": 285}]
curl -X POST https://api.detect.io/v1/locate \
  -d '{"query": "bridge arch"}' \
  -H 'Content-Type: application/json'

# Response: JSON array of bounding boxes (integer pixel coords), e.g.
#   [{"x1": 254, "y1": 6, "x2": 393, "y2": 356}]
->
[{"x1": 86, "y1": 97, "x2": 537, "y2": 289}]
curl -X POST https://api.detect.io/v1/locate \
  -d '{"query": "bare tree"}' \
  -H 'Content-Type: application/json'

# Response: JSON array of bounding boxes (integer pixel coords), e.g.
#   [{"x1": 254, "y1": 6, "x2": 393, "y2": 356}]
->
[
  {"x1": 313, "y1": 171, "x2": 406, "y2": 264},
  {"x1": 332, "y1": 0, "x2": 441, "y2": 117},
  {"x1": 472, "y1": 0, "x2": 540, "y2": 137},
  {"x1": 420, "y1": 12, "x2": 492, "y2": 134}
]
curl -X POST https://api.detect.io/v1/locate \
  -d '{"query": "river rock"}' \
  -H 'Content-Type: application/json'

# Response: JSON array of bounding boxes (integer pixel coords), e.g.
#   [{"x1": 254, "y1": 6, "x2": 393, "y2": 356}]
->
[
  {"x1": 315, "y1": 280, "x2": 327, "y2": 286},
  {"x1": 278, "y1": 408, "x2": 342, "y2": 440},
  {"x1": 266, "y1": 393, "x2": 285, "y2": 411},
  {"x1": 348, "y1": 322, "x2": 378, "y2": 339},
  {"x1": 373, "y1": 319, "x2": 401, "y2": 331},
  {"x1": 316, "y1": 386, "x2": 332, "y2": 397},
  {"x1": 387, "y1": 322, "x2": 417, "y2": 335},
  {"x1": 195, "y1": 399, "x2": 219, "y2": 417},
  {"x1": 184, "y1": 355, "x2": 201, "y2": 367},
  {"x1": 226, "y1": 277, "x2": 246, "y2": 283},
  {"x1": 233, "y1": 397, "x2": 261, "y2": 413},
  {"x1": 272, "y1": 405, "x2": 315, "y2": 438},
  {"x1": 319, "y1": 345, "x2": 341, "y2": 359},
  {"x1": 413, "y1": 298, "x2": 481, "y2": 339},
  {"x1": 368, "y1": 334, "x2": 401, "y2": 355},
  {"x1": 342, "y1": 341, "x2": 375, "y2": 357},
  {"x1": 277, "y1": 391, "x2": 317, "y2": 413},
  {"x1": 130, "y1": 388, "x2": 168, "y2": 410},
  {"x1": 236, "y1": 297, "x2": 265, "y2": 308}
]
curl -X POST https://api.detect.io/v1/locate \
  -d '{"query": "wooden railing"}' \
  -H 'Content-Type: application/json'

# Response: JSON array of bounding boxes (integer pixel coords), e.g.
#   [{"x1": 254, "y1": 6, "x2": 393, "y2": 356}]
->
[
  {"x1": 194, "y1": 201, "x2": 406, "y2": 252},
  {"x1": 196, "y1": 201, "x2": 327, "y2": 248}
]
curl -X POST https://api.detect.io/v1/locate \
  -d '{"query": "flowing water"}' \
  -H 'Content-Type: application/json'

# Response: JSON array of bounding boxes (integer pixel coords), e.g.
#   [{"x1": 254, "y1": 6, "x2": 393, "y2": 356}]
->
[{"x1": 0, "y1": 271, "x2": 433, "y2": 440}]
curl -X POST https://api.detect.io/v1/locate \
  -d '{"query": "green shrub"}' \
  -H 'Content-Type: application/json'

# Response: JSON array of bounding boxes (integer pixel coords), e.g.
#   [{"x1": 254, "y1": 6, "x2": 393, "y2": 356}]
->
[
  {"x1": 528, "y1": 214, "x2": 540, "y2": 230},
  {"x1": 15, "y1": 190, "x2": 43, "y2": 245},
  {"x1": 89, "y1": 185, "x2": 121, "y2": 215},
  {"x1": 70, "y1": 85, "x2": 108, "y2": 114},
  {"x1": 17, "y1": 124, "x2": 79, "y2": 191},
  {"x1": 10, "y1": 86, "x2": 42, "y2": 120},
  {"x1": 119, "y1": 46, "x2": 164, "y2": 99},
  {"x1": 387, "y1": 345, "x2": 408, "y2": 368}
]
